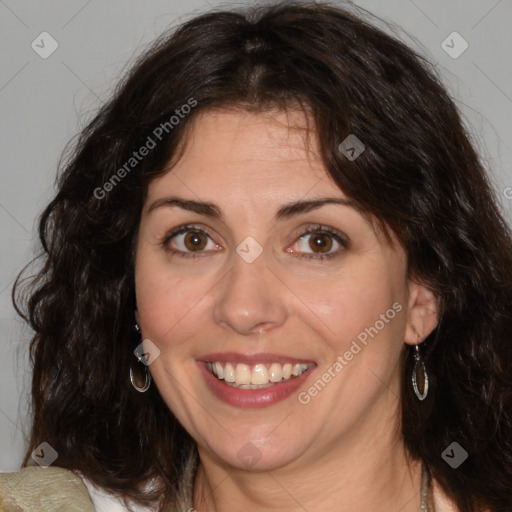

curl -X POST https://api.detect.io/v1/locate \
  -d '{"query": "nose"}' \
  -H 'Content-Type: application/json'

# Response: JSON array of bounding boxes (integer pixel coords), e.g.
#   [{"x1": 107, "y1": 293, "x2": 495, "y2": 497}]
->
[{"x1": 212, "y1": 248, "x2": 288, "y2": 336}]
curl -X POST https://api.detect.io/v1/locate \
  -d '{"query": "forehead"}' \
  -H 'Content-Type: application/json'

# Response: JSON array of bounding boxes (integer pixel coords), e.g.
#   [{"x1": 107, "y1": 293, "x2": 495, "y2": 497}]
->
[{"x1": 146, "y1": 107, "x2": 341, "y2": 203}]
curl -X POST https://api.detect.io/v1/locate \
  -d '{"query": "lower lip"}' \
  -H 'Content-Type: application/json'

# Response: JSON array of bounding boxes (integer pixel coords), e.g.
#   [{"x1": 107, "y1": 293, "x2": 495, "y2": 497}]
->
[{"x1": 197, "y1": 361, "x2": 315, "y2": 408}]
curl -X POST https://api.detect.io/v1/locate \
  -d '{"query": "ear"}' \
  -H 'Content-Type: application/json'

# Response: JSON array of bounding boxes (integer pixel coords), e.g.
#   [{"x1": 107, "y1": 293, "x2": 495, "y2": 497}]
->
[
  {"x1": 134, "y1": 309, "x2": 140, "y2": 325},
  {"x1": 404, "y1": 281, "x2": 438, "y2": 345}
]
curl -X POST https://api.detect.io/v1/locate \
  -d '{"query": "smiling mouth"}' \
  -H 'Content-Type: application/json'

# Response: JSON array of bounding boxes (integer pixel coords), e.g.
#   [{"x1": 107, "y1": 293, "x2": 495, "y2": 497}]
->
[{"x1": 205, "y1": 361, "x2": 315, "y2": 389}]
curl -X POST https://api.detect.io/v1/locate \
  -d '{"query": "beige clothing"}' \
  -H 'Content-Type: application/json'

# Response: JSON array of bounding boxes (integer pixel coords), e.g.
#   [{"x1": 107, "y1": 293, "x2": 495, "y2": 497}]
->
[
  {"x1": 0, "y1": 467, "x2": 94, "y2": 511},
  {"x1": 0, "y1": 466, "x2": 462, "y2": 511}
]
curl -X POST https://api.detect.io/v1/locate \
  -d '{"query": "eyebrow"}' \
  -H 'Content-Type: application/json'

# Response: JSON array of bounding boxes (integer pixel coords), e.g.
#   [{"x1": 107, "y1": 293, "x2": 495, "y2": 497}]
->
[{"x1": 146, "y1": 196, "x2": 356, "y2": 221}]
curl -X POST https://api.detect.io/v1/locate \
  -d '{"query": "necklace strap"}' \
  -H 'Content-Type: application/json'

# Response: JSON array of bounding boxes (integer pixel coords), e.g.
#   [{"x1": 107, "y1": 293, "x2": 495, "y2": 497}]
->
[{"x1": 419, "y1": 464, "x2": 435, "y2": 511}]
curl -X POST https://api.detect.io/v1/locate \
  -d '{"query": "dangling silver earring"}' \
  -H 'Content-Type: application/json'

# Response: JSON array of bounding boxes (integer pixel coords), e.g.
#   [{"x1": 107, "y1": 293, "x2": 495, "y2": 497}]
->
[
  {"x1": 130, "y1": 322, "x2": 152, "y2": 393},
  {"x1": 412, "y1": 343, "x2": 428, "y2": 401}
]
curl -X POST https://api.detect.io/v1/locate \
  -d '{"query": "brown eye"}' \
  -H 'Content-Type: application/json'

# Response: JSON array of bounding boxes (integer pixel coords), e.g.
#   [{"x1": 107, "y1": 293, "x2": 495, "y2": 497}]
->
[
  {"x1": 287, "y1": 225, "x2": 348, "y2": 261},
  {"x1": 163, "y1": 225, "x2": 220, "y2": 259},
  {"x1": 308, "y1": 233, "x2": 333, "y2": 253},
  {"x1": 183, "y1": 231, "x2": 208, "y2": 251}
]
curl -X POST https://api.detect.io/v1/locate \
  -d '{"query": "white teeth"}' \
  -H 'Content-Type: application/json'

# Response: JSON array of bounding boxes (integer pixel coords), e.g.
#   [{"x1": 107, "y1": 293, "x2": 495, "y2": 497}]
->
[
  {"x1": 251, "y1": 364, "x2": 269, "y2": 385},
  {"x1": 235, "y1": 364, "x2": 251, "y2": 385},
  {"x1": 224, "y1": 362, "x2": 236, "y2": 382},
  {"x1": 268, "y1": 363, "x2": 282, "y2": 383},
  {"x1": 214, "y1": 362, "x2": 224, "y2": 379},
  {"x1": 292, "y1": 363, "x2": 303, "y2": 376},
  {"x1": 208, "y1": 361, "x2": 310, "y2": 387}
]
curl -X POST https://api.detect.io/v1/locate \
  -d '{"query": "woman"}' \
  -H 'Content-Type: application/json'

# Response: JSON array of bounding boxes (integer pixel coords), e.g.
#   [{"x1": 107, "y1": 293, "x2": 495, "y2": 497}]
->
[{"x1": 2, "y1": 2, "x2": 511, "y2": 511}]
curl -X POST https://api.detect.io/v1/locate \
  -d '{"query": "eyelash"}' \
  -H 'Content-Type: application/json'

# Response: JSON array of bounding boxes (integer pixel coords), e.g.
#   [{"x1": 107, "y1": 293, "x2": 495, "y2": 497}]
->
[{"x1": 161, "y1": 224, "x2": 348, "y2": 261}]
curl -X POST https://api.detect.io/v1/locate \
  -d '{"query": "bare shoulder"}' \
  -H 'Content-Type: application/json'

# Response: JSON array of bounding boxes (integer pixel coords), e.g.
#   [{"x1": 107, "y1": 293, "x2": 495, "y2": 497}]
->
[{"x1": 0, "y1": 466, "x2": 94, "y2": 511}]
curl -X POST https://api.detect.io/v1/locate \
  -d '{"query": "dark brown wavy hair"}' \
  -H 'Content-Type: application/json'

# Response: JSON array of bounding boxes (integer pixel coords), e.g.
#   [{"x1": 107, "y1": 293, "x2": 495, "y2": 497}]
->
[{"x1": 13, "y1": 1, "x2": 512, "y2": 511}]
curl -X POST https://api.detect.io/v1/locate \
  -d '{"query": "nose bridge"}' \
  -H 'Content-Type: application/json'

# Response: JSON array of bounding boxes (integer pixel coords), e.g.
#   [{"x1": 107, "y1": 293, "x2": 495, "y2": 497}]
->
[{"x1": 212, "y1": 243, "x2": 288, "y2": 335}]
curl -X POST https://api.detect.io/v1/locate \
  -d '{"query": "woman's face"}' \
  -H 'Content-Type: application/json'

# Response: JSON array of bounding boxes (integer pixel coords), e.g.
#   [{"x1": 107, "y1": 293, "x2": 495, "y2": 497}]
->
[{"x1": 134, "y1": 108, "x2": 437, "y2": 472}]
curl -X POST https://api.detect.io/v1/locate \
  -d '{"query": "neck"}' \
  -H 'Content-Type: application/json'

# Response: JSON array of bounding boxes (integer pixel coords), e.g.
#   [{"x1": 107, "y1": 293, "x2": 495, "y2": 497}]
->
[{"x1": 193, "y1": 397, "x2": 423, "y2": 511}]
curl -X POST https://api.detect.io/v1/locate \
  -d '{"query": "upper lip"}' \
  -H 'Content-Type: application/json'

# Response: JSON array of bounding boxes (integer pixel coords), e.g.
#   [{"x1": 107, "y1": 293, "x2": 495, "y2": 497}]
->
[{"x1": 198, "y1": 352, "x2": 316, "y2": 365}]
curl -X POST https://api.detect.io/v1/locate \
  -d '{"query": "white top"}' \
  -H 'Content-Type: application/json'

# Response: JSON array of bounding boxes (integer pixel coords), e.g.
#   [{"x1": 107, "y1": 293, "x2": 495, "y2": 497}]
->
[{"x1": 78, "y1": 473, "x2": 156, "y2": 512}]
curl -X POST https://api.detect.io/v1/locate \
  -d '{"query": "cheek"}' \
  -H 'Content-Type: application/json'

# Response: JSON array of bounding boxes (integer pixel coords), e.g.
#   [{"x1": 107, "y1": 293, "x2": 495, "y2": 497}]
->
[
  {"x1": 134, "y1": 252, "x2": 208, "y2": 348},
  {"x1": 302, "y1": 257, "x2": 403, "y2": 350}
]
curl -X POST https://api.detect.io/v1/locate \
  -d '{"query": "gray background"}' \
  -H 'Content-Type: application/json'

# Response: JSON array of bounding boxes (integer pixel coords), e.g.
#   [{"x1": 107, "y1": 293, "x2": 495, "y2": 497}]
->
[{"x1": 1, "y1": 0, "x2": 511, "y2": 470}]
